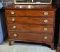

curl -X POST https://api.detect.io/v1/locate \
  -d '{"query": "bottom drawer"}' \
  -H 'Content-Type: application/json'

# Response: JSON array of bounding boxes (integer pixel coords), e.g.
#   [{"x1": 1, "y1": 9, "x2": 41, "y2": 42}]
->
[{"x1": 8, "y1": 32, "x2": 53, "y2": 43}]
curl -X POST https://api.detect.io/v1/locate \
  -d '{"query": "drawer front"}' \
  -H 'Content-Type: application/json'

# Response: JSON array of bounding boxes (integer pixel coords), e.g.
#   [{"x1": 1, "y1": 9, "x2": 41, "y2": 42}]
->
[
  {"x1": 7, "y1": 23, "x2": 53, "y2": 33},
  {"x1": 5, "y1": 10, "x2": 55, "y2": 17},
  {"x1": 6, "y1": 17, "x2": 54, "y2": 24},
  {"x1": 8, "y1": 32, "x2": 53, "y2": 43}
]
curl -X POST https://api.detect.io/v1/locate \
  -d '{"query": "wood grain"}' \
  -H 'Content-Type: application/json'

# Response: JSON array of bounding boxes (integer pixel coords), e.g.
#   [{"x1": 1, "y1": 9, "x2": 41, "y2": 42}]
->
[
  {"x1": 5, "y1": 10, "x2": 55, "y2": 17},
  {"x1": 6, "y1": 17, "x2": 54, "y2": 24},
  {"x1": 7, "y1": 23, "x2": 54, "y2": 33},
  {"x1": 8, "y1": 31, "x2": 53, "y2": 43}
]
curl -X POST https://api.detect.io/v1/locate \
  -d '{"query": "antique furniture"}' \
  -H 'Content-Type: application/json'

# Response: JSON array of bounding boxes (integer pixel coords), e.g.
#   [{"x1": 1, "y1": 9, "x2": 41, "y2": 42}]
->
[{"x1": 5, "y1": 4, "x2": 56, "y2": 49}]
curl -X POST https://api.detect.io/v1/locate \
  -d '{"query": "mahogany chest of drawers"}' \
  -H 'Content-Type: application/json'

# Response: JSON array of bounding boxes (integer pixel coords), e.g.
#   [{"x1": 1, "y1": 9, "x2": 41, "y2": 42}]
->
[{"x1": 5, "y1": 4, "x2": 56, "y2": 49}]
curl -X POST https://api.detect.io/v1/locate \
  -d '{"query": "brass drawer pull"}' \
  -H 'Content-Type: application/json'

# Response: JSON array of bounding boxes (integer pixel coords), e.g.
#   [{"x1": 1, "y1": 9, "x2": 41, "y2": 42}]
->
[
  {"x1": 44, "y1": 20, "x2": 48, "y2": 23},
  {"x1": 13, "y1": 34, "x2": 17, "y2": 37},
  {"x1": 12, "y1": 26, "x2": 16, "y2": 29},
  {"x1": 44, "y1": 12, "x2": 48, "y2": 15},
  {"x1": 44, "y1": 36, "x2": 48, "y2": 39},
  {"x1": 27, "y1": 5, "x2": 33, "y2": 8},
  {"x1": 11, "y1": 11, "x2": 15, "y2": 15},
  {"x1": 12, "y1": 18, "x2": 15, "y2": 22},
  {"x1": 44, "y1": 28, "x2": 48, "y2": 31}
]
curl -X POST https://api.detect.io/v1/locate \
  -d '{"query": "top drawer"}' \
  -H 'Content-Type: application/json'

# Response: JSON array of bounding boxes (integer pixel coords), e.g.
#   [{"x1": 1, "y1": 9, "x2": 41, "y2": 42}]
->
[{"x1": 5, "y1": 10, "x2": 55, "y2": 17}]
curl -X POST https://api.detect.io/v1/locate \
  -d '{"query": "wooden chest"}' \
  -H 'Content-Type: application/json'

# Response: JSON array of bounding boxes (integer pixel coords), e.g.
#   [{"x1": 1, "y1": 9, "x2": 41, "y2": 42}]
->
[{"x1": 5, "y1": 4, "x2": 56, "y2": 49}]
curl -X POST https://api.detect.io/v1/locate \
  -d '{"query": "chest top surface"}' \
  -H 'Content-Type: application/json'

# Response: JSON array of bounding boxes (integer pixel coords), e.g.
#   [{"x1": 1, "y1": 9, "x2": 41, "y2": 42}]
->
[{"x1": 5, "y1": 4, "x2": 56, "y2": 11}]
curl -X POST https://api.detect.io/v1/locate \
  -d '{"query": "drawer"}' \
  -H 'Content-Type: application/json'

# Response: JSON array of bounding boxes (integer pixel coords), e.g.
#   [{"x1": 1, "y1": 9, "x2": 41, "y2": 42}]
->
[
  {"x1": 6, "y1": 17, "x2": 54, "y2": 24},
  {"x1": 8, "y1": 32, "x2": 53, "y2": 43},
  {"x1": 5, "y1": 10, "x2": 55, "y2": 17},
  {"x1": 7, "y1": 23, "x2": 54, "y2": 33}
]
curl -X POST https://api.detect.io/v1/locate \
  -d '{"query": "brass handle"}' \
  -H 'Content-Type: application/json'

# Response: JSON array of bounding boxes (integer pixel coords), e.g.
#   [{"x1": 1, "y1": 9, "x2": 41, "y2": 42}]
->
[
  {"x1": 27, "y1": 5, "x2": 32, "y2": 8},
  {"x1": 13, "y1": 34, "x2": 17, "y2": 37},
  {"x1": 44, "y1": 12, "x2": 48, "y2": 15},
  {"x1": 19, "y1": 6, "x2": 23, "y2": 8},
  {"x1": 12, "y1": 18, "x2": 15, "y2": 22},
  {"x1": 44, "y1": 36, "x2": 48, "y2": 39},
  {"x1": 11, "y1": 11, "x2": 15, "y2": 15},
  {"x1": 44, "y1": 20, "x2": 48, "y2": 23},
  {"x1": 12, "y1": 26, "x2": 16, "y2": 29},
  {"x1": 44, "y1": 28, "x2": 48, "y2": 31}
]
